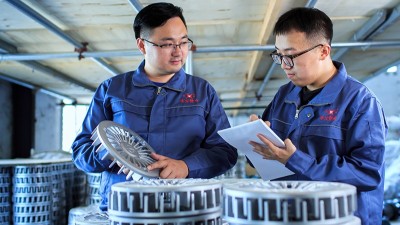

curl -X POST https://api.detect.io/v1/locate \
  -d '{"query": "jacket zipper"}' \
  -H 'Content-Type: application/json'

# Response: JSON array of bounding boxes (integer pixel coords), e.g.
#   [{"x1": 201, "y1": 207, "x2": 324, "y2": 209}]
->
[
  {"x1": 156, "y1": 87, "x2": 162, "y2": 95},
  {"x1": 295, "y1": 109, "x2": 300, "y2": 119}
]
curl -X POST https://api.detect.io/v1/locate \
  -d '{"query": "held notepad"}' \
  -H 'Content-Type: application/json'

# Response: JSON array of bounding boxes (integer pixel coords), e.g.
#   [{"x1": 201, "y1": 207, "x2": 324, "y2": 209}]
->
[{"x1": 218, "y1": 119, "x2": 293, "y2": 180}]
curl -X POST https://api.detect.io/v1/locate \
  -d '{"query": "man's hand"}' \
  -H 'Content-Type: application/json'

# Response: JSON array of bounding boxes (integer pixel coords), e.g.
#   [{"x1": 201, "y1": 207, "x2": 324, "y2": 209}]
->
[
  {"x1": 249, "y1": 135, "x2": 296, "y2": 164},
  {"x1": 147, "y1": 152, "x2": 189, "y2": 179},
  {"x1": 249, "y1": 114, "x2": 271, "y2": 127}
]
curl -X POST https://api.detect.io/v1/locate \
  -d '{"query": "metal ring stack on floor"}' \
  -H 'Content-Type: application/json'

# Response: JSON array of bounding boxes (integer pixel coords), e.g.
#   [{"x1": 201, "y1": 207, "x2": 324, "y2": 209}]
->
[
  {"x1": 108, "y1": 179, "x2": 223, "y2": 224},
  {"x1": 52, "y1": 163, "x2": 67, "y2": 225},
  {"x1": 222, "y1": 180, "x2": 360, "y2": 225},
  {"x1": 12, "y1": 164, "x2": 53, "y2": 225},
  {"x1": 0, "y1": 167, "x2": 11, "y2": 225},
  {"x1": 91, "y1": 120, "x2": 159, "y2": 181},
  {"x1": 85, "y1": 172, "x2": 102, "y2": 205}
]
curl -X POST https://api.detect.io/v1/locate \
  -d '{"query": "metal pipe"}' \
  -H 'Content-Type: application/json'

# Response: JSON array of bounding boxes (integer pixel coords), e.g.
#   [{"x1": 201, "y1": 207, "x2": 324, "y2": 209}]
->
[
  {"x1": 128, "y1": 0, "x2": 143, "y2": 12},
  {"x1": 333, "y1": 9, "x2": 388, "y2": 60},
  {"x1": 5, "y1": 0, "x2": 120, "y2": 76},
  {"x1": 1, "y1": 41, "x2": 400, "y2": 61}
]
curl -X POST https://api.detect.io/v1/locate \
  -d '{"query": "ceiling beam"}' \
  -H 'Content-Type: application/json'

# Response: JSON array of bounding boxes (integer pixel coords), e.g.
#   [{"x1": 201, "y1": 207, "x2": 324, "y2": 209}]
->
[
  {"x1": 230, "y1": 0, "x2": 280, "y2": 116},
  {"x1": 0, "y1": 39, "x2": 95, "y2": 93},
  {"x1": 4, "y1": 0, "x2": 120, "y2": 76},
  {"x1": 0, "y1": 72, "x2": 76, "y2": 102}
]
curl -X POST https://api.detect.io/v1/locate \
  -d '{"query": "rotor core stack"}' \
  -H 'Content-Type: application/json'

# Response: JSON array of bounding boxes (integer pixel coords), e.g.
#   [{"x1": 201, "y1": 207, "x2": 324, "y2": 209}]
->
[
  {"x1": 222, "y1": 180, "x2": 361, "y2": 225},
  {"x1": 108, "y1": 179, "x2": 223, "y2": 224}
]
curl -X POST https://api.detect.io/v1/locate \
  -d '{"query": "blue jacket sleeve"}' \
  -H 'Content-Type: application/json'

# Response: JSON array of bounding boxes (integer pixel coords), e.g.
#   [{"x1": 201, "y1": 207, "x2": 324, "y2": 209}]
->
[
  {"x1": 71, "y1": 81, "x2": 114, "y2": 173},
  {"x1": 285, "y1": 96, "x2": 387, "y2": 191}
]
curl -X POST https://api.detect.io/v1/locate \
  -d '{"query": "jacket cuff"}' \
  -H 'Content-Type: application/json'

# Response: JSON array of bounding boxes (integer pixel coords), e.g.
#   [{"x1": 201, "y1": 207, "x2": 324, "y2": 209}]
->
[{"x1": 285, "y1": 150, "x2": 314, "y2": 175}]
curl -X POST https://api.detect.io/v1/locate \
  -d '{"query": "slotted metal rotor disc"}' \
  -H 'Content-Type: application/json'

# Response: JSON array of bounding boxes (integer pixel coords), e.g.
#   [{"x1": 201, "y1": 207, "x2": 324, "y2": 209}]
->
[{"x1": 91, "y1": 120, "x2": 159, "y2": 180}]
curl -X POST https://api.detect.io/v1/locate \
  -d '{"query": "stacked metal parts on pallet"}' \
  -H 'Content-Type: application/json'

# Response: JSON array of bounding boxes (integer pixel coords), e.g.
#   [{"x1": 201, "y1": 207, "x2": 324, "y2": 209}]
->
[
  {"x1": 0, "y1": 159, "x2": 86, "y2": 225},
  {"x1": 109, "y1": 179, "x2": 223, "y2": 224},
  {"x1": 222, "y1": 179, "x2": 361, "y2": 225},
  {"x1": 0, "y1": 167, "x2": 11, "y2": 225}
]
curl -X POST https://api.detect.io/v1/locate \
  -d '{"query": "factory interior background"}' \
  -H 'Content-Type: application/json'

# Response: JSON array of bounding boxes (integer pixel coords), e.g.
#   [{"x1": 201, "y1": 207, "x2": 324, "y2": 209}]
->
[{"x1": 1, "y1": 0, "x2": 400, "y2": 224}]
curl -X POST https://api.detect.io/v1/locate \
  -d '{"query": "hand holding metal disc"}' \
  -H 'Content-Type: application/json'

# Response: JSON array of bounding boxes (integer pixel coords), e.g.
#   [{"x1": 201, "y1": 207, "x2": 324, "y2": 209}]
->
[{"x1": 90, "y1": 120, "x2": 159, "y2": 180}]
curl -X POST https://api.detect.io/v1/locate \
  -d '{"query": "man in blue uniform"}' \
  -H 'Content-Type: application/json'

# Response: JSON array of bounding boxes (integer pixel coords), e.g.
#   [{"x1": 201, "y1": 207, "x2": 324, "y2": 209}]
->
[
  {"x1": 71, "y1": 2, "x2": 237, "y2": 211},
  {"x1": 249, "y1": 7, "x2": 387, "y2": 225}
]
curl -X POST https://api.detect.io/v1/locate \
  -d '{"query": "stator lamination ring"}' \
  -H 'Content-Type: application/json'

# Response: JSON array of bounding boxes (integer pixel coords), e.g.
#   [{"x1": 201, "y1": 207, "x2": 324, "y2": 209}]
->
[
  {"x1": 222, "y1": 180, "x2": 357, "y2": 225},
  {"x1": 108, "y1": 209, "x2": 222, "y2": 225},
  {"x1": 108, "y1": 179, "x2": 222, "y2": 218},
  {"x1": 91, "y1": 120, "x2": 159, "y2": 180}
]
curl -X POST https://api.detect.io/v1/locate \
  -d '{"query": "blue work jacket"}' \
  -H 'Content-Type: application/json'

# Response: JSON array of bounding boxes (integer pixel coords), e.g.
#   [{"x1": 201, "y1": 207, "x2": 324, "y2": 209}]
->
[
  {"x1": 71, "y1": 61, "x2": 237, "y2": 210},
  {"x1": 262, "y1": 61, "x2": 387, "y2": 225}
]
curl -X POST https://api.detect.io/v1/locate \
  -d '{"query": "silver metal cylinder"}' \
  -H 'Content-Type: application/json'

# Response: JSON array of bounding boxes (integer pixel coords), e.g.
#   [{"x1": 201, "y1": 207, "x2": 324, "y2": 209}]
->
[
  {"x1": 108, "y1": 179, "x2": 222, "y2": 218},
  {"x1": 222, "y1": 180, "x2": 357, "y2": 225}
]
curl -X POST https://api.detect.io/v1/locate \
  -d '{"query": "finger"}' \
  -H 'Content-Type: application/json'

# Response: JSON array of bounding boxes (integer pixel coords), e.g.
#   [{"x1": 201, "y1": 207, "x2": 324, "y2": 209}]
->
[
  {"x1": 159, "y1": 167, "x2": 173, "y2": 179},
  {"x1": 150, "y1": 152, "x2": 168, "y2": 161},
  {"x1": 147, "y1": 160, "x2": 167, "y2": 171},
  {"x1": 257, "y1": 133, "x2": 279, "y2": 149},
  {"x1": 249, "y1": 114, "x2": 259, "y2": 121}
]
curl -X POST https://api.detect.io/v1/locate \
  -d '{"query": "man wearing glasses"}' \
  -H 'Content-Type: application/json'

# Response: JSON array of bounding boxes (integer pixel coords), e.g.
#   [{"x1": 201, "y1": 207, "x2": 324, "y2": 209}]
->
[
  {"x1": 249, "y1": 7, "x2": 387, "y2": 225},
  {"x1": 71, "y1": 2, "x2": 237, "y2": 211}
]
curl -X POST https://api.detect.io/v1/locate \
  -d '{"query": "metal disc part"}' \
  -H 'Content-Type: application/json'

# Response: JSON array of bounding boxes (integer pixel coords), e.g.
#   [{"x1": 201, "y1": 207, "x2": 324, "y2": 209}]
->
[
  {"x1": 108, "y1": 179, "x2": 223, "y2": 218},
  {"x1": 223, "y1": 180, "x2": 357, "y2": 225},
  {"x1": 91, "y1": 120, "x2": 159, "y2": 180}
]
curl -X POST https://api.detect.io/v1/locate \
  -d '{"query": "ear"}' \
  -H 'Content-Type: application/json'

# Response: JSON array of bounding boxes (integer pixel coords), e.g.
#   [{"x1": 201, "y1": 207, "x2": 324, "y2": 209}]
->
[
  {"x1": 137, "y1": 38, "x2": 146, "y2": 54},
  {"x1": 320, "y1": 45, "x2": 331, "y2": 60}
]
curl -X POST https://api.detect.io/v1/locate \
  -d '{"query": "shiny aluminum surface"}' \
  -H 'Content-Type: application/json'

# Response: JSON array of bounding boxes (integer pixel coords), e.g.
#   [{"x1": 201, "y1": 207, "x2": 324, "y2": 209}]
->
[
  {"x1": 108, "y1": 210, "x2": 222, "y2": 225},
  {"x1": 223, "y1": 180, "x2": 357, "y2": 225},
  {"x1": 108, "y1": 179, "x2": 222, "y2": 218},
  {"x1": 91, "y1": 120, "x2": 159, "y2": 180}
]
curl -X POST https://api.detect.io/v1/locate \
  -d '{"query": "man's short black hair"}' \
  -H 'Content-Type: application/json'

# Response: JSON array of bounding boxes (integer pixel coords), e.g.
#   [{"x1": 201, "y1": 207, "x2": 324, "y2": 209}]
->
[
  {"x1": 273, "y1": 7, "x2": 333, "y2": 45},
  {"x1": 133, "y1": 2, "x2": 187, "y2": 39}
]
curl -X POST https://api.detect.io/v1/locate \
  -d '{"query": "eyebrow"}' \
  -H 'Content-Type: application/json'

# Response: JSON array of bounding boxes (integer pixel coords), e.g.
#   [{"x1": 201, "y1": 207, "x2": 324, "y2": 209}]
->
[
  {"x1": 274, "y1": 46, "x2": 296, "y2": 53},
  {"x1": 160, "y1": 35, "x2": 189, "y2": 42}
]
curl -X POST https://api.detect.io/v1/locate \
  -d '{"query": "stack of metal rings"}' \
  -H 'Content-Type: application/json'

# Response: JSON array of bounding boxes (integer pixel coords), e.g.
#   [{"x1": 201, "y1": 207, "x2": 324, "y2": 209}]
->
[
  {"x1": 12, "y1": 164, "x2": 53, "y2": 225},
  {"x1": 222, "y1": 179, "x2": 360, "y2": 225},
  {"x1": 85, "y1": 173, "x2": 102, "y2": 205},
  {"x1": 0, "y1": 167, "x2": 11, "y2": 225},
  {"x1": 108, "y1": 179, "x2": 223, "y2": 224}
]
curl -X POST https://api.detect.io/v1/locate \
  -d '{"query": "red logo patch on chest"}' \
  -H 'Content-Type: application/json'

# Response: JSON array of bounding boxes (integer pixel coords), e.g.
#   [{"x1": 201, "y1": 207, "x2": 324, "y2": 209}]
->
[
  {"x1": 320, "y1": 109, "x2": 338, "y2": 121},
  {"x1": 180, "y1": 93, "x2": 199, "y2": 103}
]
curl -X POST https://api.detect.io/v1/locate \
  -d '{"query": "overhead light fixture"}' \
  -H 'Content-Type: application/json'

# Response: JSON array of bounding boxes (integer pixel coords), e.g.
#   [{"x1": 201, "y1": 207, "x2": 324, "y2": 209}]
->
[{"x1": 386, "y1": 66, "x2": 398, "y2": 73}]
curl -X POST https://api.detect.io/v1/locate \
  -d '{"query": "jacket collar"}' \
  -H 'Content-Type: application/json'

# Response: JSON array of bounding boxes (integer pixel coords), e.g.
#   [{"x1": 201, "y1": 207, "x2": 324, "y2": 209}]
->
[
  {"x1": 286, "y1": 61, "x2": 347, "y2": 105},
  {"x1": 132, "y1": 60, "x2": 186, "y2": 92}
]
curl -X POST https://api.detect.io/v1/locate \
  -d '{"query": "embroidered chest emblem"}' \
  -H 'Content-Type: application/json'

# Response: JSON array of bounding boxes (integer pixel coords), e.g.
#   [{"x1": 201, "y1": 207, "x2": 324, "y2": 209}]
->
[
  {"x1": 320, "y1": 109, "x2": 338, "y2": 121},
  {"x1": 180, "y1": 93, "x2": 199, "y2": 103}
]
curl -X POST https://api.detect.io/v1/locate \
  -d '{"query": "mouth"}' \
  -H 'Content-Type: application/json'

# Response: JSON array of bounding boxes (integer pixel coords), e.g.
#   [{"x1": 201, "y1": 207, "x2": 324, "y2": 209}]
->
[
  {"x1": 286, "y1": 72, "x2": 295, "y2": 79},
  {"x1": 170, "y1": 59, "x2": 182, "y2": 65}
]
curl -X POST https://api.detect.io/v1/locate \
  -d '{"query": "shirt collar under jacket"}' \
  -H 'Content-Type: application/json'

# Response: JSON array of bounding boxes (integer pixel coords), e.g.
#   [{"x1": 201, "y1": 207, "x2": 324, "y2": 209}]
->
[
  {"x1": 286, "y1": 61, "x2": 347, "y2": 106},
  {"x1": 131, "y1": 60, "x2": 186, "y2": 92}
]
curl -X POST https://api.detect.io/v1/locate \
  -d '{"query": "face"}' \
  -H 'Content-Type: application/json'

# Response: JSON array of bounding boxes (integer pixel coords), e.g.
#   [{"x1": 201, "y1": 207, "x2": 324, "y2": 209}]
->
[
  {"x1": 137, "y1": 17, "x2": 189, "y2": 81},
  {"x1": 274, "y1": 30, "x2": 328, "y2": 89}
]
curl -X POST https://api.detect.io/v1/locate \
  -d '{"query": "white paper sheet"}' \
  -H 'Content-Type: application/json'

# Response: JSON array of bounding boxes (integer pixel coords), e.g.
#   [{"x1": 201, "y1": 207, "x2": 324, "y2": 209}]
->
[{"x1": 218, "y1": 119, "x2": 294, "y2": 180}]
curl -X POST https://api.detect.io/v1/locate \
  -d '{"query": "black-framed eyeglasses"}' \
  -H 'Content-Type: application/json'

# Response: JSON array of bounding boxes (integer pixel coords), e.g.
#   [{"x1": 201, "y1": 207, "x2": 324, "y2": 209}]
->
[
  {"x1": 270, "y1": 44, "x2": 323, "y2": 68},
  {"x1": 141, "y1": 38, "x2": 193, "y2": 51}
]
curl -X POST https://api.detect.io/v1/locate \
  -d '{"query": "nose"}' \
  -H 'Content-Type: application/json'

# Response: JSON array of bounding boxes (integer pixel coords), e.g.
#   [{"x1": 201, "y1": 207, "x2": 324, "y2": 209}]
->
[{"x1": 171, "y1": 45, "x2": 182, "y2": 55}]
